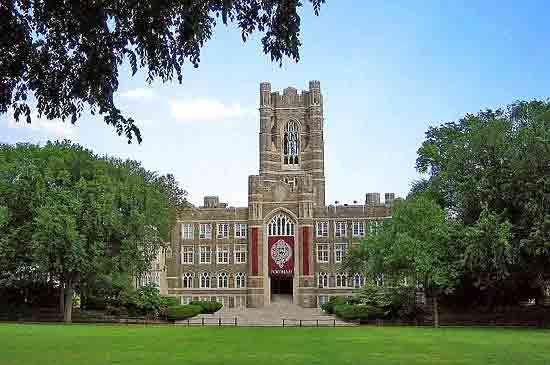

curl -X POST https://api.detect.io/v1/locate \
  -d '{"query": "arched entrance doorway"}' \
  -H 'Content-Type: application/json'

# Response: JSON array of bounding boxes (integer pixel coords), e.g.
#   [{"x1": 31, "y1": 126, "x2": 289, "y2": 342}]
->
[{"x1": 267, "y1": 212, "x2": 295, "y2": 303}]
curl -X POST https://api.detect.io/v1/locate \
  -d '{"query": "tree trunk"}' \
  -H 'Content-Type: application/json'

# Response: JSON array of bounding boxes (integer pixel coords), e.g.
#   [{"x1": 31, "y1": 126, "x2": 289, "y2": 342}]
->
[
  {"x1": 63, "y1": 286, "x2": 74, "y2": 323},
  {"x1": 59, "y1": 286, "x2": 65, "y2": 316},
  {"x1": 433, "y1": 296, "x2": 439, "y2": 328}
]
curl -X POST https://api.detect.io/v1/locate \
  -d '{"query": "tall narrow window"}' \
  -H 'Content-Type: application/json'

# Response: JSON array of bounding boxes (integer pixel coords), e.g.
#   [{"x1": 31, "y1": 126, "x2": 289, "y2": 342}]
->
[
  {"x1": 335, "y1": 273, "x2": 348, "y2": 288},
  {"x1": 217, "y1": 245, "x2": 230, "y2": 264},
  {"x1": 353, "y1": 273, "x2": 364, "y2": 288},
  {"x1": 181, "y1": 245, "x2": 194, "y2": 264},
  {"x1": 235, "y1": 223, "x2": 247, "y2": 239},
  {"x1": 217, "y1": 223, "x2": 229, "y2": 239},
  {"x1": 217, "y1": 272, "x2": 228, "y2": 288},
  {"x1": 352, "y1": 221, "x2": 365, "y2": 237},
  {"x1": 235, "y1": 272, "x2": 246, "y2": 288},
  {"x1": 318, "y1": 272, "x2": 329, "y2": 288},
  {"x1": 182, "y1": 223, "x2": 194, "y2": 240},
  {"x1": 200, "y1": 272, "x2": 211, "y2": 288},
  {"x1": 316, "y1": 243, "x2": 330, "y2": 263},
  {"x1": 199, "y1": 246, "x2": 211, "y2": 264},
  {"x1": 335, "y1": 221, "x2": 347, "y2": 237},
  {"x1": 283, "y1": 120, "x2": 299, "y2": 165},
  {"x1": 334, "y1": 243, "x2": 348, "y2": 263},
  {"x1": 234, "y1": 244, "x2": 247, "y2": 264},
  {"x1": 199, "y1": 223, "x2": 212, "y2": 239},
  {"x1": 182, "y1": 273, "x2": 194, "y2": 288},
  {"x1": 316, "y1": 221, "x2": 329, "y2": 237}
]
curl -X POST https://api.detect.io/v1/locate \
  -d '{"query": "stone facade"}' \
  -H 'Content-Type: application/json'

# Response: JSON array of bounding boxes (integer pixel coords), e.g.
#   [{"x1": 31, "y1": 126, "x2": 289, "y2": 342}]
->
[{"x1": 159, "y1": 81, "x2": 395, "y2": 308}]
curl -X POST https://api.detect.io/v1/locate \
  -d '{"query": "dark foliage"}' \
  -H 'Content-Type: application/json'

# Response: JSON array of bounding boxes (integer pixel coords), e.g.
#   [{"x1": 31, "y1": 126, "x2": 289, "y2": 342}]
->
[
  {"x1": 333, "y1": 304, "x2": 383, "y2": 322},
  {"x1": 0, "y1": 0, "x2": 324, "y2": 142},
  {"x1": 166, "y1": 304, "x2": 202, "y2": 321},
  {"x1": 189, "y1": 300, "x2": 223, "y2": 314},
  {"x1": 320, "y1": 296, "x2": 349, "y2": 314},
  {"x1": 415, "y1": 100, "x2": 550, "y2": 307}
]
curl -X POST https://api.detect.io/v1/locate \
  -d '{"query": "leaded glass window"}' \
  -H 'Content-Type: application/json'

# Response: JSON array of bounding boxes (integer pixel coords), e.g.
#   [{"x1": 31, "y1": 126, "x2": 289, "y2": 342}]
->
[
  {"x1": 268, "y1": 213, "x2": 295, "y2": 236},
  {"x1": 283, "y1": 121, "x2": 299, "y2": 165}
]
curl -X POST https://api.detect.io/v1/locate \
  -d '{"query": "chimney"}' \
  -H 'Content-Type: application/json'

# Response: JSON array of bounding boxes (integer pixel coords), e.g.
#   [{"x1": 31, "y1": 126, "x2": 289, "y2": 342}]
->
[
  {"x1": 365, "y1": 193, "x2": 381, "y2": 206},
  {"x1": 384, "y1": 193, "x2": 395, "y2": 207},
  {"x1": 204, "y1": 196, "x2": 220, "y2": 208}
]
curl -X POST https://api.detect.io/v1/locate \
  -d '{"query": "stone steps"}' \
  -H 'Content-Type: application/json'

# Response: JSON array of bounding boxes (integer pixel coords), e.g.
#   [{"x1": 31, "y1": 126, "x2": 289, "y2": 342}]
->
[{"x1": 176, "y1": 298, "x2": 355, "y2": 327}]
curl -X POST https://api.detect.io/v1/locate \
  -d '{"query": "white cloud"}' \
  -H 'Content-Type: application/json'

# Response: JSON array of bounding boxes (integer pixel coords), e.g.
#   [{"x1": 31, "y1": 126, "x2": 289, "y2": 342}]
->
[
  {"x1": 169, "y1": 99, "x2": 254, "y2": 122},
  {"x1": 120, "y1": 88, "x2": 155, "y2": 99},
  {"x1": 7, "y1": 111, "x2": 77, "y2": 138}
]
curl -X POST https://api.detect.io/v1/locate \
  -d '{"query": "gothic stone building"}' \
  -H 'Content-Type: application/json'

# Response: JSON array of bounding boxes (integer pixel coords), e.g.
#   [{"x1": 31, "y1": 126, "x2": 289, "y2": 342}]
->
[{"x1": 160, "y1": 81, "x2": 396, "y2": 308}]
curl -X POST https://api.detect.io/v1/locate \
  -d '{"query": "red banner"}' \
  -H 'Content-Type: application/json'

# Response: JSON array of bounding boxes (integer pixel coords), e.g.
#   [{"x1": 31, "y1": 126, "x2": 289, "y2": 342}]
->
[
  {"x1": 302, "y1": 227, "x2": 310, "y2": 276},
  {"x1": 251, "y1": 228, "x2": 259, "y2": 275},
  {"x1": 268, "y1": 236, "x2": 294, "y2": 276}
]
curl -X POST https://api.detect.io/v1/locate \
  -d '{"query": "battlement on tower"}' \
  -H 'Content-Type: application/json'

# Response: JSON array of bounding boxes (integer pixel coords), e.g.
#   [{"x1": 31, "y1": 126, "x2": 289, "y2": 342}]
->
[{"x1": 259, "y1": 80, "x2": 322, "y2": 108}]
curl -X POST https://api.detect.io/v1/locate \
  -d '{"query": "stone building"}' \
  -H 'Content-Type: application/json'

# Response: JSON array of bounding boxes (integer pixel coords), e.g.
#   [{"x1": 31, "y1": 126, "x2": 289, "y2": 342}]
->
[{"x1": 159, "y1": 81, "x2": 395, "y2": 308}]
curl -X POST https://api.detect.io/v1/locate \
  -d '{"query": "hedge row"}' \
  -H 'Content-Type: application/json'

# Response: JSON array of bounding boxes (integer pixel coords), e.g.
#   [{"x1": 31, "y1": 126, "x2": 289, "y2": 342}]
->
[
  {"x1": 189, "y1": 300, "x2": 223, "y2": 314},
  {"x1": 164, "y1": 300, "x2": 223, "y2": 321},
  {"x1": 333, "y1": 304, "x2": 384, "y2": 321},
  {"x1": 166, "y1": 305, "x2": 203, "y2": 321}
]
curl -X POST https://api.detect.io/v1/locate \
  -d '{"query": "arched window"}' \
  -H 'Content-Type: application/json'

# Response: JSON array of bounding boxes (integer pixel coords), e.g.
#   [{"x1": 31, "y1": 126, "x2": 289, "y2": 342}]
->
[
  {"x1": 283, "y1": 121, "x2": 299, "y2": 165},
  {"x1": 235, "y1": 272, "x2": 246, "y2": 288},
  {"x1": 318, "y1": 272, "x2": 329, "y2": 288},
  {"x1": 182, "y1": 272, "x2": 194, "y2": 288},
  {"x1": 335, "y1": 273, "x2": 348, "y2": 288},
  {"x1": 353, "y1": 273, "x2": 364, "y2": 288},
  {"x1": 217, "y1": 272, "x2": 228, "y2": 288},
  {"x1": 200, "y1": 272, "x2": 211, "y2": 288},
  {"x1": 268, "y1": 213, "x2": 295, "y2": 236}
]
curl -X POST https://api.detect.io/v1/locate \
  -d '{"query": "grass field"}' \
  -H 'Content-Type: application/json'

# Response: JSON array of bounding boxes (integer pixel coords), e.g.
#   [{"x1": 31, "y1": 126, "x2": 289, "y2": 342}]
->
[{"x1": 1, "y1": 324, "x2": 549, "y2": 365}]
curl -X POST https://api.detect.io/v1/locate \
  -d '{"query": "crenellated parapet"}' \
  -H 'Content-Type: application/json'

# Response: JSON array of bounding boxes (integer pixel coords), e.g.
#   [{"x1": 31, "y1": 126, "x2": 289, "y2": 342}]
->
[{"x1": 259, "y1": 81, "x2": 323, "y2": 109}]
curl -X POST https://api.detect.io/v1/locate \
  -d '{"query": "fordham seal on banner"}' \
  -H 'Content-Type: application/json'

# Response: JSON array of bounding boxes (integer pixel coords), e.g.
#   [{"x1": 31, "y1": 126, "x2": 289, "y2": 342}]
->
[{"x1": 270, "y1": 239, "x2": 293, "y2": 269}]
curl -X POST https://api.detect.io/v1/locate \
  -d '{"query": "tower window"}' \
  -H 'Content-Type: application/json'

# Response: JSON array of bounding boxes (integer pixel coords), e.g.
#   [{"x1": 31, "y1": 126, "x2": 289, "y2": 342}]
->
[
  {"x1": 283, "y1": 121, "x2": 299, "y2": 165},
  {"x1": 268, "y1": 213, "x2": 295, "y2": 236}
]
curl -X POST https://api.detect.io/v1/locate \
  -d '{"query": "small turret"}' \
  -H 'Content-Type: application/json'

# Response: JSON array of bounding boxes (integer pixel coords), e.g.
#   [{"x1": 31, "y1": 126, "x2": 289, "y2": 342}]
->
[
  {"x1": 309, "y1": 80, "x2": 321, "y2": 106},
  {"x1": 260, "y1": 82, "x2": 271, "y2": 107}
]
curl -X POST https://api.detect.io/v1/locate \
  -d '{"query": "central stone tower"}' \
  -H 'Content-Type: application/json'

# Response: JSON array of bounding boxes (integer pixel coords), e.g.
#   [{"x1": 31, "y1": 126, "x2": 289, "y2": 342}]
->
[
  {"x1": 258, "y1": 81, "x2": 326, "y2": 206},
  {"x1": 246, "y1": 81, "x2": 326, "y2": 307}
]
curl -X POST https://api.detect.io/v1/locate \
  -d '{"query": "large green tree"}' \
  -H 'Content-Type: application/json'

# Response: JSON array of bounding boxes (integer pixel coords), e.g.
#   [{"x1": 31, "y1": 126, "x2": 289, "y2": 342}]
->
[
  {"x1": 1, "y1": 0, "x2": 324, "y2": 142},
  {"x1": 0, "y1": 141, "x2": 179, "y2": 321},
  {"x1": 343, "y1": 195, "x2": 463, "y2": 326},
  {"x1": 415, "y1": 100, "x2": 550, "y2": 304}
]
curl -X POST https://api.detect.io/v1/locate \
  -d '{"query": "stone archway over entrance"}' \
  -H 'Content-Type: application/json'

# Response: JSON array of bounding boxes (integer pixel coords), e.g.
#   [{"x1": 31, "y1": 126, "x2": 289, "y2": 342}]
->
[{"x1": 266, "y1": 212, "x2": 296, "y2": 303}]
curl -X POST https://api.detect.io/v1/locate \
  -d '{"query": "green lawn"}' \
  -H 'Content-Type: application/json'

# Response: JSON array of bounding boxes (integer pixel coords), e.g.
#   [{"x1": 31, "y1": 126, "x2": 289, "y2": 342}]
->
[{"x1": 1, "y1": 324, "x2": 549, "y2": 365}]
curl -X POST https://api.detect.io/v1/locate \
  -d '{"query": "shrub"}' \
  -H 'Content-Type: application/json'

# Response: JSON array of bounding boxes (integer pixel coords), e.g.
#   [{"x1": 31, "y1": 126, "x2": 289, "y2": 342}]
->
[
  {"x1": 397, "y1": 303, "x2": 426, "y2": 321},
  {"x1": 334, "y1": 304, "x2": 384, "y2": 321},
  {"x1": 189, "y1": 300, "x2": 223, "y2": 314},
  {"x1": 117, "y1": 284, "x2": 163, "y2": 316},
  {"x1": 166, "y1": 305, "x2": 202, "y2": 321},
  {"x1": 105, "y1": 305, "x2": 128, "y2": 316},
  {"x1": 321, "y1": 296, "x2": 348, "y2": 314},
  {"x1": 160, "y1": 296, "x2": 180, "y2": 308},
  {"x1": 83, "y1": 296, "x2": 108, "y2": 310},
  {"x1": 135, "y1": 284, "x2": 162, "y2": 315}
]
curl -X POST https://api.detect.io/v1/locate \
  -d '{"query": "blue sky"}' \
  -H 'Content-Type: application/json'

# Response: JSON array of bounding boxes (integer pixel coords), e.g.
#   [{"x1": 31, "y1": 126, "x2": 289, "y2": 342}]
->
[{"x1": 1, "y1": 1, "x2": 549, "y2": 207}]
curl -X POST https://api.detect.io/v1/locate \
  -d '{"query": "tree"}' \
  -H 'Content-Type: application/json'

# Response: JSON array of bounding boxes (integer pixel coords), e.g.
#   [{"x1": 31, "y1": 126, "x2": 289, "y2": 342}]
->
[
  {"x1": 1, "y1": 0, "x2": 325, "y2": 143},
  {"x1": 344, "y1": 195, "x2": 463, "y2": 327},
  {"x1": 415, "y1": 100, "x2": 550, "y2": 305},
  {"x1": 461, "y1": 209, "x2": 515, "y2": 306},
  {"x1": 0, "y1": 141, "x2": 178, "y2": 321}
]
